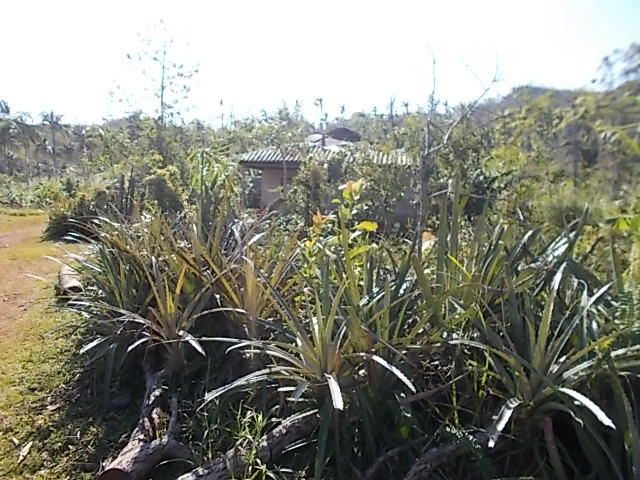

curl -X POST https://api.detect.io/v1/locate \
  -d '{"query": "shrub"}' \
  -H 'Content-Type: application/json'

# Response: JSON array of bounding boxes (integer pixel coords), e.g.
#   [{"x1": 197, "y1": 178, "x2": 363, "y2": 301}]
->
[
  {"x1": 144, "y1": 165, "x2": 185, "y2": 213},
  {"x1": 32, "y1": 180, "x2": 65, "y2": 207},
  {"x1": 538, "y1": 184, "x2": 606, "y2": 228},
  {"x1": 60, "y1": 175, "x2": 640, "y2": 479},
  {"x1": 0, "y1": 174, "x2": 38, "y2": 207},
  {"x1": 62, "y1": 177, "x2": 79, "y2": 198},
  {"x1": 43, "y1": 193, "x2": 99, "y2": 241}
]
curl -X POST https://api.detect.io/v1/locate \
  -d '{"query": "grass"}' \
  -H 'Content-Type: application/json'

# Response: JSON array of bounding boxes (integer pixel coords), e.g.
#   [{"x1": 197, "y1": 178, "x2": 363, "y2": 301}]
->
[
  {"x1": 0, "y1": 241, "x2": 58, "y2": 263},
  {"x1": 0, "y1": 311, "x2": 87, "y2": 478},
  {"x1": 0, "y1": 212, "x2": 47, "y2": 234},
  {"x1": 0, "y1": 308, "x2": 137, "y2": 479},
  {"x1": 0, "y1": 211, "x2": 134, "y2": 479},
  {"x1": 0, "y1": 207, "x2": 45, "y2": 218}
]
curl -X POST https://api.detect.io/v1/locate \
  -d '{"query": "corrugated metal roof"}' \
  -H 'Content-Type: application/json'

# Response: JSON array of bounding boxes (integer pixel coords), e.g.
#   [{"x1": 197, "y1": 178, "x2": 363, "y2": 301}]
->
[
  {"x1": 242, "y1": 147, "x2": 303, "y2": 163},
  {"x1": 363, "y1": 149, "x2": 414, "y2": 166},
  {"x1": 240, "y1": 144, "x2": 414, "y2": 167}
]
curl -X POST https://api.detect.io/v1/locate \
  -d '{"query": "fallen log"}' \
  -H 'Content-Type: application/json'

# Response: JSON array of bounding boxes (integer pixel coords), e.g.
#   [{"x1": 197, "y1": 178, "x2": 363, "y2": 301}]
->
[
  {"x1": 177, "y1": 411, "x2": 319, "y2": 480},
  {"x1": 97, "y1": 367, "x2": 190, "y2": 480},
  {"x1": 403, "y1": 432, "x2": 489, "y2": 480},
  {"x1": 57, "y1": 265, "x2": 83, "y2": 296}
]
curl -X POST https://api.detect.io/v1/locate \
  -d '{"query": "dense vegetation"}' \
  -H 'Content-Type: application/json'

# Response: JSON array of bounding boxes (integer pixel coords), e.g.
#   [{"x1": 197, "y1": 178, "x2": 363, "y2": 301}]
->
[{"x1": 1, "y1": 43, "x2": 640, "y2": 479}]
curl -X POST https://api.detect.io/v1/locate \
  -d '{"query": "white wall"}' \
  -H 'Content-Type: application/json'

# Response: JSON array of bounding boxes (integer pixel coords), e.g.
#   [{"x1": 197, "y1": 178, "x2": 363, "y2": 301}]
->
[{"x1": 260, "y1": 167, "x2": 297, "y2": 209}]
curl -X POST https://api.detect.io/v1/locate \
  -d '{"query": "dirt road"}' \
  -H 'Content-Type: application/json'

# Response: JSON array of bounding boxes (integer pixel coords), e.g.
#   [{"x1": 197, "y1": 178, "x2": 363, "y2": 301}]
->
[{"x1": 0, "y1": 213, "x2": 62, "y2": 340}]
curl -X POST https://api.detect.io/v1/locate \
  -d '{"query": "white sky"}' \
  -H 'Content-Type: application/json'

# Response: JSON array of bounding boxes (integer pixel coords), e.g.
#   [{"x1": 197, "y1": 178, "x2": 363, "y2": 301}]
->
[{"x1": 1, "y1": 0, "x2": 638, "y2": 125}]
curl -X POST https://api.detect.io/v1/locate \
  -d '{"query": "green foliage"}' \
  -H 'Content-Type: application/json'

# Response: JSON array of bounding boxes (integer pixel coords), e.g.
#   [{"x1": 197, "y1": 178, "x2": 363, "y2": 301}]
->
[
  {"x1": 0, "y1": 175, "x2": 32, "y2": 207},
  {"x1": 61, "y1": 176, "x2": 79, "y2": 198},
  {"x1": 144, "y1": 165, "x2": 185, "y2": 213},
  {"x1": 286, "y1": 158, "x2": 332, "y2": 216},
  {"x1": 32, "y1": 180, "x2": 65, "y2": 206},
  {"x1": 43, "y1": 192, "x2": 101, "y2": 241},
  {"x1": 537, "y1": 184, "x2": 606, "y2": 228},
  {"x1": 55, "y1": 167, "x2": 640, "y2": 478},
  {"x1": 5, "y1": 43, "x2": 640, "y2": 480}
]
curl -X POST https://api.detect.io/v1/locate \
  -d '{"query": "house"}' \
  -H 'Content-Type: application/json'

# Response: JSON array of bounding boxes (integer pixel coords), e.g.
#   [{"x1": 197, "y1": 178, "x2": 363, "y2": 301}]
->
[
  {"x1": 238, "y1": 127, "x2": 415, "y2": 220},
  {"x1": 238, "y1": 127, "x2": 360, "y2": 209}
]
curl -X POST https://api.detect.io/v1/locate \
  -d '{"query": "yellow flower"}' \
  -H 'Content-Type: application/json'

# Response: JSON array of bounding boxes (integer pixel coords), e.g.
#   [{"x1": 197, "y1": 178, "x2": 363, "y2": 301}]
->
[
  {"x1": 346, "y1": 179, "x2": 364, "y2": 195},
  {"x1": 312, "y1": 210, "x2": 329, "y2": 227},
  {"x1": 340, "y1": 179, "x2": 365, "y2": 202}
]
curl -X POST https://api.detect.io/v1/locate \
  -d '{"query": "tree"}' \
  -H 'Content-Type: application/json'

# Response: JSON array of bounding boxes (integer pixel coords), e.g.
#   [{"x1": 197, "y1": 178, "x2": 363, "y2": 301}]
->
[
  {"x1": 594, "y1": 42, "x2": 640, "y2": 89},
  {"x1": 120, "y1": 20, "x2": 199, "y2": 164},
  {"x1": 71, "y1": 125, "x2": 104, "y2": 177},
  {"x1": 414, "y1": 57, "x2": 496, "y2": 255},
  {"x1": 40, "y1": 110, "x2": 66, "y2": 177},
  {"x1": 0, "y1": 100, "x2": 38, "y2": 177}
]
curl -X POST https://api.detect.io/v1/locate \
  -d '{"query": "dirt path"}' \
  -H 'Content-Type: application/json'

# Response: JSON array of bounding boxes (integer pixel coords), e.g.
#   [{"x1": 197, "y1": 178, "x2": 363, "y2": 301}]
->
[{"x1": 0, "y1": 213, "x2": 63, "y2": 340}]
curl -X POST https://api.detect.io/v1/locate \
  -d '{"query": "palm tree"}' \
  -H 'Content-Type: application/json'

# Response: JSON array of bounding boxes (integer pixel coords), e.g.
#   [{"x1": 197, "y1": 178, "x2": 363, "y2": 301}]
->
[
  {"x1": 0, "y1": 100, "x2": 38, "y2": 176},
  {"x1": 41, "y1": 110, "x2": 66, "y2": 177},
  {"x1": 72, "y1": 125, "x2": 103, "y2": 177}
]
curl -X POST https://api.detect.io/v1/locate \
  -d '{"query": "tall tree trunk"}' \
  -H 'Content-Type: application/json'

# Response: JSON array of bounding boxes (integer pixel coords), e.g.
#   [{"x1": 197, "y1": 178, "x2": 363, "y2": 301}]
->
[
  {"x1": 416, "y1": 120, "x2": 433, "y2": 257},
  {"x1": 24, "y1": 140, "x2": 31, "y2": 184},
  {"x1": 572, "y1": 143, "x2": 579, "y2": 191},
  {"x1": 1, "y1": 143, "x2": 7, "y2": 175},
  {"x1": 52, "y1": 126, "x2": 58, "y2": 177}
]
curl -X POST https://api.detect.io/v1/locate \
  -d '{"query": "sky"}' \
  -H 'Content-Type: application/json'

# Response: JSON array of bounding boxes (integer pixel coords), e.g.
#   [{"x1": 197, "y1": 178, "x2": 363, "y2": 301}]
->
[{"x1": 1, "y1": 0, "x2": 638, "y2": 125}]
